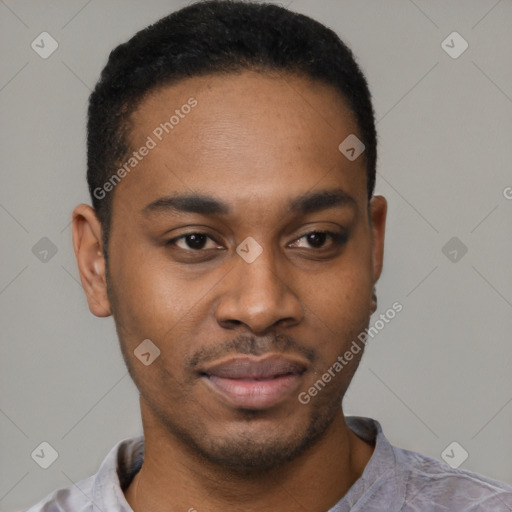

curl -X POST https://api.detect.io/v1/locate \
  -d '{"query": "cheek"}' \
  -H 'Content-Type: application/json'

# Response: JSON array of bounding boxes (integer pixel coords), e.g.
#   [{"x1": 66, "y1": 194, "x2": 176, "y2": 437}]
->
[
  {"x1": 303, "y1": 263, "x2": 373, "y2": 370},
  {"x1": 108, "y1": 249, "x2": 217, "y2": 361},
  {"x1": 308, "y1": 266, "x2": 372, "y2": 325}
]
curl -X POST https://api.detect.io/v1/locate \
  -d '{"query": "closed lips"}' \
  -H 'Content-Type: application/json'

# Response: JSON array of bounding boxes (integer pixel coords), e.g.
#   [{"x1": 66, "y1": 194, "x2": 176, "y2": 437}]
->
[{"x1": 201, "y1": 357, "x2": 307, "y2": 380}]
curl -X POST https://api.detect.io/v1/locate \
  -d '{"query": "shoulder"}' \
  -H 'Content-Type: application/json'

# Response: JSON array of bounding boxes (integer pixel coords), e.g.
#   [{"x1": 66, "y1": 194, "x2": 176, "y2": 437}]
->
[
  {"x1": 22, "y1": 435, "x2": 143, "y2": 512},
  {"x1": 393, "y1": 445, "x2": 512, "y2": 510},
  {"x1": 23, "y1": 475, "x2": 95, "y2": 512}
]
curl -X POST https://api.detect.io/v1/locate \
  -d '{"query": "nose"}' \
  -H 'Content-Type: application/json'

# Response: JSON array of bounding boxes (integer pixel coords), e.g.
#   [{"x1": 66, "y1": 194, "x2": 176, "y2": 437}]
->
[{"x1": 215, "y1": 245, "x2": 303, "y2": 334}]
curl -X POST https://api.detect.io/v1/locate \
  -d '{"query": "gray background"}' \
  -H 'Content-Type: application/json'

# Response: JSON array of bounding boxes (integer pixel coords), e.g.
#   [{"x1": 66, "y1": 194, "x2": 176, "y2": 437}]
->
[{"x1": 1, "y1": 0, "x2": 511, "y2": 510}]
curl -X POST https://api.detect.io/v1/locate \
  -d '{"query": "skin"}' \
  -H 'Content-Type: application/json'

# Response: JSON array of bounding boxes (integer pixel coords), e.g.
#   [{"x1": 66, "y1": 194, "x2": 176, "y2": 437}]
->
[{"x1": 72, "y1": 69, "x2": 387, "y2": 512}]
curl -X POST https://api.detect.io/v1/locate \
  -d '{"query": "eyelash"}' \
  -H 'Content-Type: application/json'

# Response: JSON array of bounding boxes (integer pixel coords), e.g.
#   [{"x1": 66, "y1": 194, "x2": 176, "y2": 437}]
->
[{"x1": 166, "y1": 230, "x2": 348, "y2": 252}]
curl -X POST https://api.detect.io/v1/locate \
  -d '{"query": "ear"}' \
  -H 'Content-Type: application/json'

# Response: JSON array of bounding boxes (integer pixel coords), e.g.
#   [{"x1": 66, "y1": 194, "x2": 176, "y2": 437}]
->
[
  {"x1": 72, "y1": 204, "x2": 112, "y2": 317},
  {"x1": 368, "y1": 195, "x2": 387, "y2": 313}
]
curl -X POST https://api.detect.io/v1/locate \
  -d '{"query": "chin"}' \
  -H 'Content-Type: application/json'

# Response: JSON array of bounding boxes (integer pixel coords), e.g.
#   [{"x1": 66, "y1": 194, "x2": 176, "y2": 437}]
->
[{"x1": 175, "y1": 406, "x2": 337, "y2": 474}]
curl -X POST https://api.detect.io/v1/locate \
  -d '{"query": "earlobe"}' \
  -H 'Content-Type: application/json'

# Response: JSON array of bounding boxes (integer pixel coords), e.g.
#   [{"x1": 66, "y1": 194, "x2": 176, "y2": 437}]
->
[
  {"x1": 72, "y1": 204, "x2": 112, "y2": 317},
  {"x1": 370, "y1": 286, "x2": 378, "y2": 315},
  {"x1": 369, "y1": 195, "x2": 387, "y2": 287}
]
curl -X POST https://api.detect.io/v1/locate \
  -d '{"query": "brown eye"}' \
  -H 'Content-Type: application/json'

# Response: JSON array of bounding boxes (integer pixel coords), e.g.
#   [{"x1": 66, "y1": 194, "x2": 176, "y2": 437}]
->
[
  {"x1": 289, "y1": 230, "x2": 348, "y2": 250},
  {"x1": 306, "y1": 232, "x2": 328, "y2": 248},
  {"x1": 167, "y1": 233, "x2": 219, "y2": 251}
]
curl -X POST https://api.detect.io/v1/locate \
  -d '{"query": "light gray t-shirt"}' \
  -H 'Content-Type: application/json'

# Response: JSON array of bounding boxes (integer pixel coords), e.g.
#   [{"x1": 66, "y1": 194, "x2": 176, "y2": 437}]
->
[{"x1": 25, "y1": 416, "x2": 512, "y2": 511}]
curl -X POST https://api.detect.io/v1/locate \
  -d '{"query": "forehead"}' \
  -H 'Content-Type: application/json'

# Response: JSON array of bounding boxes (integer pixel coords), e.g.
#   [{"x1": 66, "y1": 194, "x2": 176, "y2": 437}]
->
[{"x1": 113, "y1": 70, "x2": 367, "y2": 215}]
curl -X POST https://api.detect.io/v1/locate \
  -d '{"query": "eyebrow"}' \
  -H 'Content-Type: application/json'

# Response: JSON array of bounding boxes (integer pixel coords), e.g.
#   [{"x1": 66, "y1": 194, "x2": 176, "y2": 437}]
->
[
  {"x1": 142, "y1": 188, "x2": 357, "y2": 217},
  {"x1": 143, "y1": 193, "x2": 229, "y2": 216},
  {"x1": 288, "y1": 188, "x2": 357, "y2": 215}
]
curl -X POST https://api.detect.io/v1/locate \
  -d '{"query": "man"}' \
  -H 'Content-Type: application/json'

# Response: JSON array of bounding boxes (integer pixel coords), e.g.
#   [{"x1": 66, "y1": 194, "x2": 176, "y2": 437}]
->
[{"x1": 26, "y1": 1, "x2": 512, "y2": 511}]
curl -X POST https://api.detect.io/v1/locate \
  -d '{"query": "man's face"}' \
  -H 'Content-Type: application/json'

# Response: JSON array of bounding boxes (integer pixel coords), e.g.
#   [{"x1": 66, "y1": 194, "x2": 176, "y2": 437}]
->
[{"x1": 97, "y1": 70, "x2": 385, "y2": 470}]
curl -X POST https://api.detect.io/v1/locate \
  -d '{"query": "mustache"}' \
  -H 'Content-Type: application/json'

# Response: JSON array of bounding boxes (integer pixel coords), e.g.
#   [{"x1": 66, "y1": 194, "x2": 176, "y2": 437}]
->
[{"x1": 186, "y1": 333, "x2": 317, "y2": 370}]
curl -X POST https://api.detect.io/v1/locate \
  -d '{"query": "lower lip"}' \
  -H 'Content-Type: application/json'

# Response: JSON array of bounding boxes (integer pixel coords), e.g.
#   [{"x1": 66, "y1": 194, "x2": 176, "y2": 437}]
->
[{"x1": 204, "y1": 373, "x2": 302, "y2": 409}]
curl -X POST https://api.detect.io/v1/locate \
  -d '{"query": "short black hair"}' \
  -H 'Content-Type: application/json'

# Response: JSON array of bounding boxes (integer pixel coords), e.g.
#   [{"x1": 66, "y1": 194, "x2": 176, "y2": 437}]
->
[{"x1": 87, "y1": 0, "x2": 377, "y2": 254}]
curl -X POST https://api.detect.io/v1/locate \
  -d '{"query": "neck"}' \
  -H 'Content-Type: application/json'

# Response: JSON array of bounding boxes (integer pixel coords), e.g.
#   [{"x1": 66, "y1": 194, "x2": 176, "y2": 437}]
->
[{"x1": 125, "y1": 401, "x2": 374, "y2": 512}]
